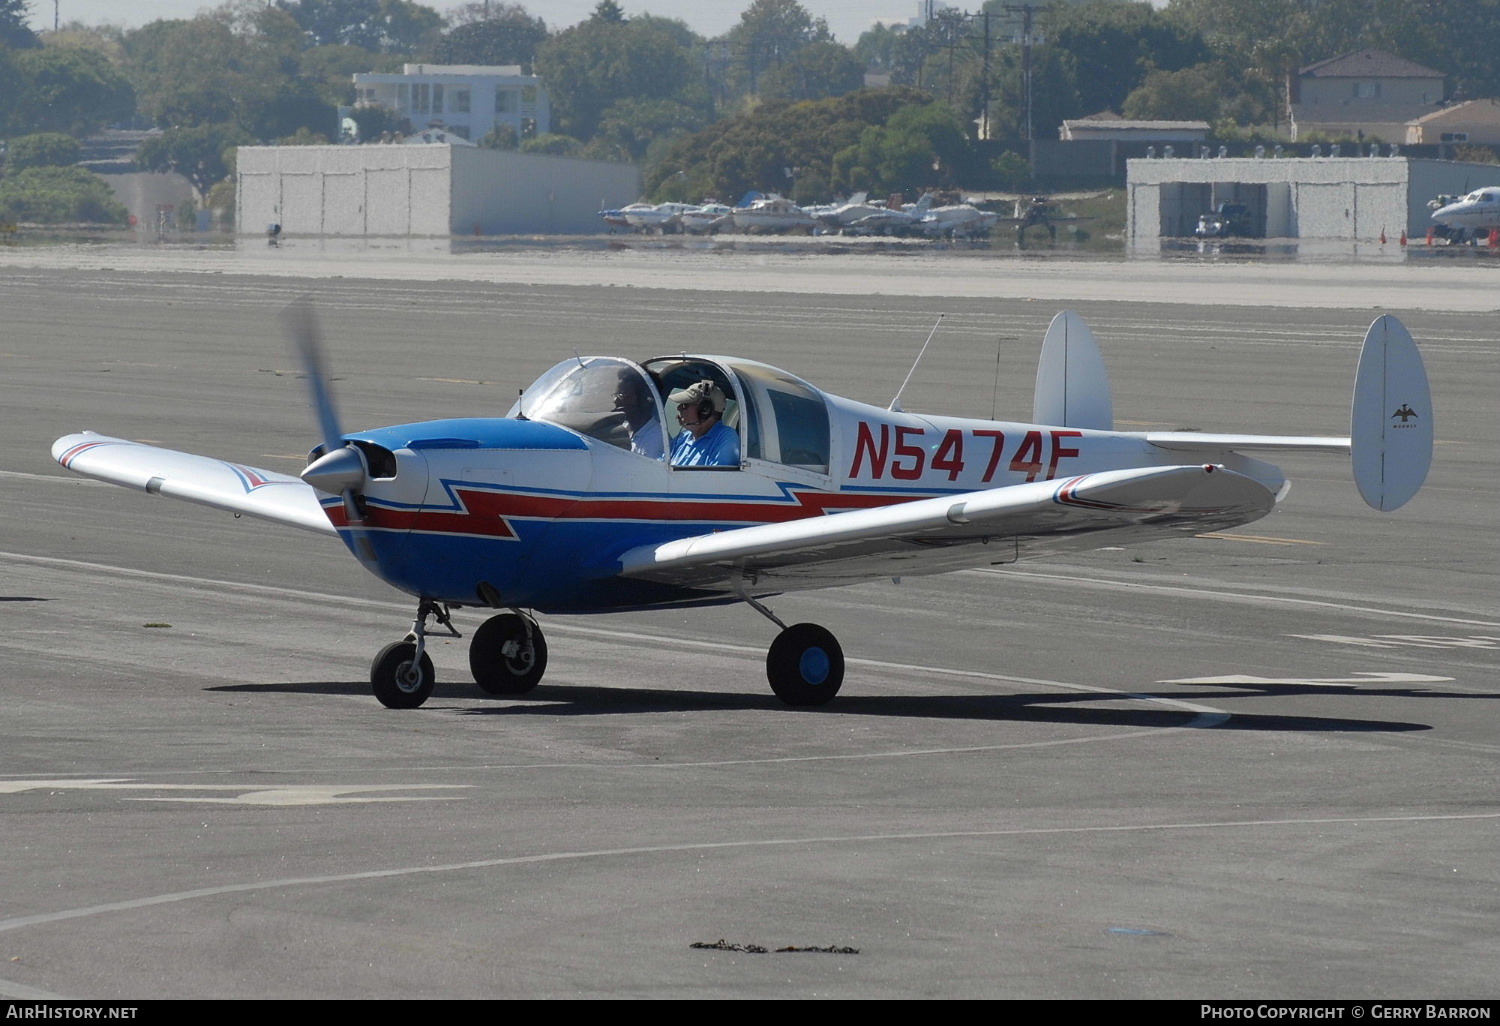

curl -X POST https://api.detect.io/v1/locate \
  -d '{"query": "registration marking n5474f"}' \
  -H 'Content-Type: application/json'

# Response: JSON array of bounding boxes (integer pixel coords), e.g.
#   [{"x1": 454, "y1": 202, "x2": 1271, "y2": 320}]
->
[{"x1": 850, "y1": 422, "x2": 1083, "y2": 483}]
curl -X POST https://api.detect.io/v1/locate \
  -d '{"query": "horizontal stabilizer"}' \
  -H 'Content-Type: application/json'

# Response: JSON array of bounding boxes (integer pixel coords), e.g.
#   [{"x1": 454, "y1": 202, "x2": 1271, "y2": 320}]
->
[
  {"x1": 1033, "y1": 310, "x2": 1113, "y2": 431},
  {"x1": 52, "y1": 432, "x2": 336, "y2": 536},
  {"x1": 1350, "y1": 315, "x2": 1432, "y2": 511}
]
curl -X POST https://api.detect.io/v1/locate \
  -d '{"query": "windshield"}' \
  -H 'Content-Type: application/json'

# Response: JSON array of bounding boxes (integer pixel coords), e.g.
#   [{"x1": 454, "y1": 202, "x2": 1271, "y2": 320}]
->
[{"x1": 512, "y1": 357, "x2": 666, "y2": 457}]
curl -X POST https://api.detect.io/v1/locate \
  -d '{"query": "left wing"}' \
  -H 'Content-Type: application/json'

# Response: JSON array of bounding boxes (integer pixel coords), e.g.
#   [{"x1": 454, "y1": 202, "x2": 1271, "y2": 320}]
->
[
  {"x1": 52, "y1": 432, "x2": 336, "y2": 536},
  {"x1": 619, "y1": 464, "x2": 1273, "y2": 594}
]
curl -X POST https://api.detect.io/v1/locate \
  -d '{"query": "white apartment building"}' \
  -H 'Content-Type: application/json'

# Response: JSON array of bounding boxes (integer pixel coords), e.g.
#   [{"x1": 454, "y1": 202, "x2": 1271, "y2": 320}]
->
[{"x1": 352, "y1": 64, "x2": 549, "y2": 143}]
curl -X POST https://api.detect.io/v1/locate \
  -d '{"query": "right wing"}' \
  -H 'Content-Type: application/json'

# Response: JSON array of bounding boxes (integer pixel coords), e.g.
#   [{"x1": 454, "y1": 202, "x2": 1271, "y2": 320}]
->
[
  {"x1": 52, "y1": 432, "x2": 336, "y2": 536},
  {"x1": 619, "y1": 464, "x2": 1274, "y2": 595}
]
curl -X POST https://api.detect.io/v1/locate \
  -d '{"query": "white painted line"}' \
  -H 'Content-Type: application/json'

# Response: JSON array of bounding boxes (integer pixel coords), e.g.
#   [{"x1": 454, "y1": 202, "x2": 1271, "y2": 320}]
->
[
  {"x1": 2, "y1": 811, "x2": 1495, "y2": 937},
  {"x1": 1160, "y1": 672, "x2": 1453, "y2": 687},
  {"x1": 972, "y1": 567, "x2": 1500, "y2": 627}
]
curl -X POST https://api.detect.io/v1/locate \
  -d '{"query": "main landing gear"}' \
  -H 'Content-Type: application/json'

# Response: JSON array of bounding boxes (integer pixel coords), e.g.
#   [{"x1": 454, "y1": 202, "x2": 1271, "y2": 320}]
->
[
  {"x1": 369, "y1": 601, "x2": 548, "y2": 709},
  {"x1": 742, "y1": 592, "x2": 844, "y2": 706}
]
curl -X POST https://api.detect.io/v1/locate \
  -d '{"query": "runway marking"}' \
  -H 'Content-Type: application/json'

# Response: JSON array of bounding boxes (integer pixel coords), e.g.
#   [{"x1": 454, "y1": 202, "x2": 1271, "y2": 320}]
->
[
  {"x1": 1160, "y1": 672, "x2": 1453, "y2": 688},
  {"x1": 971, "y1": 567, "x2": 1500, "y2": 628},
  {"x1": 0, "y1": 977, "x2": 62, "y2": 1000},
  {"x1": 1290, "y1": 633, "x2": 1499, "y2": 650},
  {"x1": 1, "y1": 811, "x2": 1494, "y2": 937},
  {"x1": 1196, "y1": 532, "x2": 1324, "y2": 546},
  {"x1": 0, "y1": 781, "x2": 468, "y2": 805}
]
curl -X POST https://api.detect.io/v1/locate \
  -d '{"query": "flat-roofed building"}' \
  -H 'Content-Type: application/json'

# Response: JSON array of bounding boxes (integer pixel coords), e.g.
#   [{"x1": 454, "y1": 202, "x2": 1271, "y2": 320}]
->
[
  {"x1": 237, "y1": 144, "x2": 639, "y2": 236},
  {"x1": 1126, "y1": 153, "x2": 1500, "y2": 248},
  {"x1": 352, "y1": 64, "x2": 549, "y2": 144}
]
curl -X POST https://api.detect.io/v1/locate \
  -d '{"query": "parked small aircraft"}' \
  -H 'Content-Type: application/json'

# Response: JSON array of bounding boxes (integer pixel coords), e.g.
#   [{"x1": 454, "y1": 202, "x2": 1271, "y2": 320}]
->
[
  {"x1": 53, "y1": 307, "x2": 1432, "y2": 710},
  {"x1": 1429, "y1": 187, "x2": 1500, "y2": 242}
]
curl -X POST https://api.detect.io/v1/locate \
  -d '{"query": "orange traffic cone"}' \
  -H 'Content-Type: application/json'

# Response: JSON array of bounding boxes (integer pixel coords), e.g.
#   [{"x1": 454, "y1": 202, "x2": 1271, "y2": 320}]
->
[
  {"x1": 1399, "y1": 229, "x2": 1407, "y2": 246},
  {"x1": 1426, "y1": 228, "x2": 1435, "y2": 245},
  {"x1": 1380, "y1": 228, "x2": 1387, "y2": 244}
]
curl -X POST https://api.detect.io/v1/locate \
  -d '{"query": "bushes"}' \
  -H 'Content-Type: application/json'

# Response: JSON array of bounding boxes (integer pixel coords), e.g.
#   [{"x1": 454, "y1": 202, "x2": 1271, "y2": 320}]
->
[
  {"x1": 0, "y1": 166, "x2": 128, "y2": 224},
  {"x1": 5, "y1": 132, "x2": 82, "y2": 171}
]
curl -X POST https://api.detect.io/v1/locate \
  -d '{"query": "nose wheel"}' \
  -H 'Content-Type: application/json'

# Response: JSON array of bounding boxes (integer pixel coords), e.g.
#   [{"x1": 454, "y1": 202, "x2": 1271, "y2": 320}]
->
[
  {"x1": 470, "y1": 612, "x2": 548, "y2": 694},
  {"x1": 371, "y1": 641, "x2": 435, "y2": 709}
]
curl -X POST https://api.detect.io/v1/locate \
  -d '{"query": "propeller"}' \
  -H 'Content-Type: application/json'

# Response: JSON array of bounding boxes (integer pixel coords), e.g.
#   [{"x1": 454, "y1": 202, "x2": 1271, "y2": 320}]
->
[{"x1": 281, "y1": 298, "x2": 370, "y2": 530}]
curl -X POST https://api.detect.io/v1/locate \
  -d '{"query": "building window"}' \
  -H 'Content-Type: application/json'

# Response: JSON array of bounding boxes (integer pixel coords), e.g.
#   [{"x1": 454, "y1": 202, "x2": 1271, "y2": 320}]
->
[
  {"x1": 521, "y1": 86, "x2": 538, "y2": 106},
  {"x1": 397, "y1": 83, "x2": 409, "y2": 109},
  {"x1": 496, "y1": 90, "x2": 515, "y2": 114},
  {"x1": 433, "y1": 84, "x2": 444, "y2": 112},
  {"x1": 414, "y1": 83, "x2": 431, "y2": 115},
  {"x1": 1440, "y1": 132, "x2": 1469, "y2": 142},
  {"x1": 453, "y1": 88, "x2": 470, "y2": 114},
  {"x1": 1353, "y1": 81, "x2": 1381, "y2": 99}
]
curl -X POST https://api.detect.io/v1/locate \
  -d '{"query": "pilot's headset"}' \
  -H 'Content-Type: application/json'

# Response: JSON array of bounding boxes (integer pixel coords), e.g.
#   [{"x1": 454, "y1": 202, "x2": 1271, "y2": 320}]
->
[{"x1": 675, "y1": 380, "x2": 724, "y2": 421}]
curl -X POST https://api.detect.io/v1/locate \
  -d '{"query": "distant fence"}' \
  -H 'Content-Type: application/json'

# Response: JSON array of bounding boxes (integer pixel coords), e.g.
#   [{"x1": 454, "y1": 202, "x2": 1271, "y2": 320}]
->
[{"x1": 1023, "y1": 139, "x2": 1489, "y2": 178}]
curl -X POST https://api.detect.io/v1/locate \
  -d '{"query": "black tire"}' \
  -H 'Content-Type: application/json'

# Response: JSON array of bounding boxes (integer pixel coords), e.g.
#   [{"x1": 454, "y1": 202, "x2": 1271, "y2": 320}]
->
[
  {"x1": 371, "y1": 641, "x2": 435, "y2": 709},
  {"x1": 766, "y1": 623, "x2": 844, "y2": 707},
  {"x1": 470, "y1": 613, "x2": 547, "y2": 695}
]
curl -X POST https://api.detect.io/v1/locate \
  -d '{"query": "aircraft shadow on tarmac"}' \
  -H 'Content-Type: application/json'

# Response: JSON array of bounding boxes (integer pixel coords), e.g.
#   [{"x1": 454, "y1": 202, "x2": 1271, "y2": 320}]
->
[{"x1": 209, "y1": 680, "x2": 1432, "y2": 733}]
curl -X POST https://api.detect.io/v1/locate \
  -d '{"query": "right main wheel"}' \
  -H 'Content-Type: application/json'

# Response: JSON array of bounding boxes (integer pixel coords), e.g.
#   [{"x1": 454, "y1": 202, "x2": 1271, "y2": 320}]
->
[
  {"x1": 470, "y1": 613, "x2": 547, "y2": 694},
  {"x1": 766, "y1": 623, "x2": 844, "y2": 707}
]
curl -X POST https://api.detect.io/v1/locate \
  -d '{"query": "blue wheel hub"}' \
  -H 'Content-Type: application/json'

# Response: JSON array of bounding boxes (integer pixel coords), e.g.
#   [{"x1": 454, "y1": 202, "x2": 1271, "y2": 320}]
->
[{"x1": 799, "y1": 646, "x2": 831, "y2": 685}]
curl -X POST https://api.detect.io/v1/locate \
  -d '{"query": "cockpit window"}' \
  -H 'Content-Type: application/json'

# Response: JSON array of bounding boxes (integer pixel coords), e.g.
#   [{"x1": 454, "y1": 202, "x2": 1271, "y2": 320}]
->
[{"x1": 512, "y1": 357, "x2": 666, "y2": 457}]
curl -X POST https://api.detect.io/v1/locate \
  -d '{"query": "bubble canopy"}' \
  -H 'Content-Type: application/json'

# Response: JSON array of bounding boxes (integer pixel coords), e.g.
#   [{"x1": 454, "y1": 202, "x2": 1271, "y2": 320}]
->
[{"x1": 510, "y1": 357, "x2": 664, "y2": 454}]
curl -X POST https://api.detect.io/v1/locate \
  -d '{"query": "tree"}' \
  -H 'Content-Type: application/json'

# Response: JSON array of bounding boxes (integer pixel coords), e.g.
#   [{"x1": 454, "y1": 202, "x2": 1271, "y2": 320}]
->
[
  {"x1": 534, "y1": 16, "x2": 697, "y2": 140},
  {"x1": 724, "y1": 0, "x2": 831, "y2": 96},
  {"x1": 1122, "y1": 63, "x2": 1225, "y2": 121},
  {"x1": 4, "y1": 132, "x2": 82, "y2": 170},
  {"x1": 274, "y1": 0, "x2": 442, "y2": 53},
  {"x1": 0, "y1": 0, "x2": 40, "y2": 49},
  {"x1": 432, "y1": 9, "x2": 548, "y2": 69},
  {"x1": 0, "y1": 165, "x2": 129, "y2": 223},
  {"x1": 595, "y1": 97, "x2": 706, "y2": 162},
  {"x1": 137, "y1": 122, "x2": 254, "y2": 193},
  {"x1": 1047, "y1": 1, "x2": 1212, "y2": 120},
  {"x1": 9, "y1": 46, "x2": 136, "y2": 135},
  {"x1": 835, "y1": 101, "x2": 973, "y2": 195},
  {"x1": 758, "y1": 40, "x2": 865, "y2": 102},
  {"x1": 124, "y1": 16, "x2": 333, "y2": 140}
]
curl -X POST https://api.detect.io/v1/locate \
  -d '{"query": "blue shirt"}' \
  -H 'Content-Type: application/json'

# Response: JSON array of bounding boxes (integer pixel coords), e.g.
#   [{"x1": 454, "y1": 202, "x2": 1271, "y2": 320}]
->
[{"x1": 670, "y1": 420, "x2": 740, "y2": 467}]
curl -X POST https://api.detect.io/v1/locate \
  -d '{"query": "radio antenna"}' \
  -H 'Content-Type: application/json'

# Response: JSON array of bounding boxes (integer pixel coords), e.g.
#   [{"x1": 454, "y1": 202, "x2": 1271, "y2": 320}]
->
[{"x1": 889, "y1": 314, "x2": 944, "y2": 412}]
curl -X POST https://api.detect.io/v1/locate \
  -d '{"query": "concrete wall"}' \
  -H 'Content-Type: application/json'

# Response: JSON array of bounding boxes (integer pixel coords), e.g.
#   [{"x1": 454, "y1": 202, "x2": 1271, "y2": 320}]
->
[
  {"x1": 1126, "y1": 156, "x2": 1500, "y2": 246},
  {"x1": 237, "y1": 144, "x2": 640, "y2": 236}
]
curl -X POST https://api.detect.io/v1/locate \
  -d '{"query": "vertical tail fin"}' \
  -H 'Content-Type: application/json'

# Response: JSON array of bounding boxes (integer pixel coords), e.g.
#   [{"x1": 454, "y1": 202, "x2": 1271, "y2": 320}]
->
[
  {"x1": 1351, "y1": 315, "x2": 1432, "y2": 511},
  {"x1": 1032, "y1": 310, "x2": 1114, "y2": 431}
]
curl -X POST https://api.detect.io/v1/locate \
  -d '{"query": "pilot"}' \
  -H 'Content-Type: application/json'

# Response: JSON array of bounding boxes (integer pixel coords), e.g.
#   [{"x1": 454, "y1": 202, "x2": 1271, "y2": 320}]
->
[
  {"x1": 612, "y1": 374, "x2": 664, "y2": 459},
  {"x1": 668, "y1": 380, "x2": 740, "y2": 467}
]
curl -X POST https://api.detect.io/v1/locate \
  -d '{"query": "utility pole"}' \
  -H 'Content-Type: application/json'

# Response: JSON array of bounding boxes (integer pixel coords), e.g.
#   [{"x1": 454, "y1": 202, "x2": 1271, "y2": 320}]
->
[{"x1": 1002, "y1": 2, "x2": 1045, "y2": 142}]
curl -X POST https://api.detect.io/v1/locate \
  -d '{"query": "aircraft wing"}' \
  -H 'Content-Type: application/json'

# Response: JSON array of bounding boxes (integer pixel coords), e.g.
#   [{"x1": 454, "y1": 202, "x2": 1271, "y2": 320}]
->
[
  {"x1": 52, "y1": 432, "x2": 337, "y2": 536},
  {"x1": 618, "y1": 464, "x2": 1273, "y2": 594}
]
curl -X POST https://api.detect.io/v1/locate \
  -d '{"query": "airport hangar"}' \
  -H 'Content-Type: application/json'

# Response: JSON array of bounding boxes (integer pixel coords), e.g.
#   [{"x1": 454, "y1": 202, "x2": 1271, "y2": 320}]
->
[
  {"x1": 236, "y1": 144, "x2": 642, "y2": 236},
  {"x1": 1126, "y1": 154, "x2": 1500, "y2": 247}
]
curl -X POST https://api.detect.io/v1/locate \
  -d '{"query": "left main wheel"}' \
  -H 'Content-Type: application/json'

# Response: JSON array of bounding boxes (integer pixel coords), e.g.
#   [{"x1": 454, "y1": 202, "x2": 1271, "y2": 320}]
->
[
  {"x1": 371, "y1": 641, "x2": 435, "y2": 709},
  {"x1": 470, "y1": 613, "x2": 547, "y2": 695},
  {"x1": 766, "y1": 623, "x2": 844, "y2": 707}
]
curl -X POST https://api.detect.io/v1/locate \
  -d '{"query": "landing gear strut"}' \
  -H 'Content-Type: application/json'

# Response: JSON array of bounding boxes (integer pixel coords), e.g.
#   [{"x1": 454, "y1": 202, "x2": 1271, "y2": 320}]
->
[
  {"x1": 470, "y1": 611, "x2": 548, "y2": 694},
  {"x1": 740, "y1": 589, "x2": 844, "y2": 706},
  {"x1": 370, "y1": 599, "x2": 457, "y2": 709}
]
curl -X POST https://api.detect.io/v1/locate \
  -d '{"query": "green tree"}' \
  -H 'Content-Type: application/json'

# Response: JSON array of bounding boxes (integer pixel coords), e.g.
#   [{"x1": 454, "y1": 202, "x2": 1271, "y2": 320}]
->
[
  {"x1": 9, "y1": 46, "x2": 135, "y2": 135},
  {"x1": 644, "y1": 85, "x2": 937, "y2": 202},
  {"x1": 758, "y1": 40, "x2": 864, "y2": 102},
  {"x1": 724, "y1": 0, "x2": 831, "y2": 96},
  {"x1": 274, "y1": 0, "x2": 442, "y2": 53},
  {"x1": 300, "y1": 44, "x2": 397, "y2": 105},
  {"x1": 0, "y1": 165, "x2": 129, "y2": 223},
  {"x1": 835, "y1": 101, "x2": 972, "y2": 195},
  {"x1": 0, "y1": 0, "x2": 40, "y2": 49},
  {"x1": 432, "y1": 7, "x2": 548, "y2": 69},
  {"x1": 534, "y1": 15, "x2": 697, "y2": 140},
  {"x1": 125, "y1": 17, "x2": 334, "y2": 140},
  {"x1": 137, "y1": 122, "x2": 254, "y2": 193},
  {"x1": 595, "y1": 97, "x2": 706, "y2": 162},
  {"x1": 520, "y1": 132, "x2": 582, "y2": 156},
  {"x1": 1046, "y1": 1, "x2": 1212, "y2": 119},
  {"x1": 1121, "y1": 63, "x2": 1224, "y2": 121},
  {"x1": 4, "y1": 131, "x2": 82, "y2": 170}
]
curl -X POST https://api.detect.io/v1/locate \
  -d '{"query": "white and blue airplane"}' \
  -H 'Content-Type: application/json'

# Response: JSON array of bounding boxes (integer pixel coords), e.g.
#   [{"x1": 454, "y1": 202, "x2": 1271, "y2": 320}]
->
[
  {"x1": 1430, "y1": 187, "x2": 1500, "y2": 242},
  {"x1": 52, "y1": 307, "x2": 1433, "y2": 710}
]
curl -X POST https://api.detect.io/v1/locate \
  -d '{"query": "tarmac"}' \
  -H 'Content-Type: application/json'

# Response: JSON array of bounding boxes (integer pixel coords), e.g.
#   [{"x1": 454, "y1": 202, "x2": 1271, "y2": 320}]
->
[{"x1": 0, "y1": 247, "x2": 1494, "y2": 999}]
